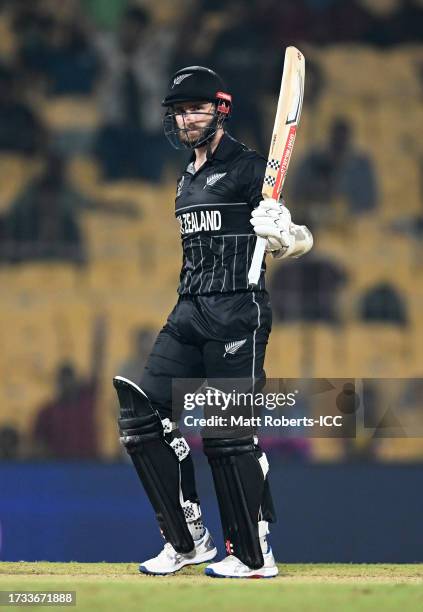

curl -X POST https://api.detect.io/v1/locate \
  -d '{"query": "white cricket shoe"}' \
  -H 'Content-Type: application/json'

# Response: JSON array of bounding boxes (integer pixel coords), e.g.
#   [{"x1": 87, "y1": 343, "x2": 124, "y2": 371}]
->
[
  {"x1": 139, "y1": 528, "x2": 217, "y2": 575},
  {"x1": 204, "y1": 547, "x2": 278, "y2": 579}
]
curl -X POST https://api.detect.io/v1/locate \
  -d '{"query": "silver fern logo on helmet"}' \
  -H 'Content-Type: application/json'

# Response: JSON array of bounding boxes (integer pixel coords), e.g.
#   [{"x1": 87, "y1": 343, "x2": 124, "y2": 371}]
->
[{"x1": 172, "y1": 73, "x2": 193, "y2": 88}]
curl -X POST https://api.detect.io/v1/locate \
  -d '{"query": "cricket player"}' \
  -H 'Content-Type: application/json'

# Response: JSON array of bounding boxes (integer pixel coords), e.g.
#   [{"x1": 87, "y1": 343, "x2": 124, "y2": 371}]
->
[{"x1": 113, "y1": 66, "x2": 313, "y2": 578}]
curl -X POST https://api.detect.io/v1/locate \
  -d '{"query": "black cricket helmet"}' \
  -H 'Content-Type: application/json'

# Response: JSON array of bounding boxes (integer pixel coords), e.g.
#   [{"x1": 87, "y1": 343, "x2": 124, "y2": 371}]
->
[{"x1": 162, "y1": 66, "x2": 232, "y2": 150}]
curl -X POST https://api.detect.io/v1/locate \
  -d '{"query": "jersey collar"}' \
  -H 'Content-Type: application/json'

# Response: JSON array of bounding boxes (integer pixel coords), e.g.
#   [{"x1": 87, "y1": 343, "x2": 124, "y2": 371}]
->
[
  {"x1": 210, "y1": 131, "x2": 240, "y2": 162},
  {"x1": 187, "y1": 131, "x2": 241, "y2": 172}
]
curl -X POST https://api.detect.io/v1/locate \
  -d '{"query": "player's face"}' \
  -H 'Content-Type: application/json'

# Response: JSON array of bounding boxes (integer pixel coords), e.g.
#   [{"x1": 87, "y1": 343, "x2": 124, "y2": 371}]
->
[{"x1": 173, "y1": 101, "x2": 215, "y2": 145}]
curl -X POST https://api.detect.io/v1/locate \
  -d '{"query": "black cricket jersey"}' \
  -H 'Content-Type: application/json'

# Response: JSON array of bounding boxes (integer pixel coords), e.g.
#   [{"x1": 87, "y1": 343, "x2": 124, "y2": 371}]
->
[{"x1": 175, "y1": 132, "x2": 267, "y2": 294}]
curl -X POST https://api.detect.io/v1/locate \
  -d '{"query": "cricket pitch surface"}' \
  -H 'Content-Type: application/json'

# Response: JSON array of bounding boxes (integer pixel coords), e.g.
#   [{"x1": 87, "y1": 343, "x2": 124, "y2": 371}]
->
[{"x1": 0, "y1": 562, "x2": 422, "y2": 611}]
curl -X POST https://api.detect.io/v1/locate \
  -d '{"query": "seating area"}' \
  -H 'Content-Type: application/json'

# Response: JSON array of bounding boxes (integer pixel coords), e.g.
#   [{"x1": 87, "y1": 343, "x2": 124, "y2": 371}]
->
[{"x1": 0, "y1": 44, "x2": 422, "y2": 461}]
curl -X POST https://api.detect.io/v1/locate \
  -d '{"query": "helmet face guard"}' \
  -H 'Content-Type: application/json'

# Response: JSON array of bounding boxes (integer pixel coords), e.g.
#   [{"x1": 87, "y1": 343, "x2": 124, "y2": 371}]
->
[
  {"x1": 162, "y1": 67, "x2": 231, "y2": 149},
  {"x1": 163, "y1": 92, "x2": 231, "y2": 150}
]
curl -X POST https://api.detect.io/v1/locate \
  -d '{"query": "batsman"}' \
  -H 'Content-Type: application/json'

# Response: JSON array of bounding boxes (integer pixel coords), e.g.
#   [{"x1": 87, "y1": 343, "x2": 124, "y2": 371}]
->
[{"x1": 113, "y1": 58, "x2": 313, "y2": 578}]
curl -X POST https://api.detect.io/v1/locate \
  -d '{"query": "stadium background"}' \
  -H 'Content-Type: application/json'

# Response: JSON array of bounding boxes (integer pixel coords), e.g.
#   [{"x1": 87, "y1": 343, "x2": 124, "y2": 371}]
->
[{"x1": 0, "y1": 0, "x2": 422, "y2": 562}]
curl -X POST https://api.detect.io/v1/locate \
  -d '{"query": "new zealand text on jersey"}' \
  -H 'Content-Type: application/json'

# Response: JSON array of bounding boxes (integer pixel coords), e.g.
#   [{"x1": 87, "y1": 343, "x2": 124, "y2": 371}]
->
[{"x1": 178, "y1": 209, "x2": 222, "y2": 235}]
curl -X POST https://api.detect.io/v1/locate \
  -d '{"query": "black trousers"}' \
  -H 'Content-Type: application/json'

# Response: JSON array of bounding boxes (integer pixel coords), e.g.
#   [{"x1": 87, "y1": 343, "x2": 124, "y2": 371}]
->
[
  {"x1": 140, "y1": 291, "x2": 272, "y2": 420},
  {"x1": 137, "y1": 290, "x2": 276, "y2": 527}
]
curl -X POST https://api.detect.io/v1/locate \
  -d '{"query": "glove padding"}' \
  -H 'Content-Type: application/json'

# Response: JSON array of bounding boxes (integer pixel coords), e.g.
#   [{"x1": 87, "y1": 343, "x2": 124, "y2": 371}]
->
[
  {"x1": 250, "y1": 199, "x2": 294, "y2": 253},
  {"x1": 271, "y1": 223, "x2": 314, "y2": 260}
]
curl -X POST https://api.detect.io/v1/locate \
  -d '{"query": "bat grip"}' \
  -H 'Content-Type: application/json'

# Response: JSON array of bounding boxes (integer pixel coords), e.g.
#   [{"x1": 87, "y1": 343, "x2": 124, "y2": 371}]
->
[{"x1": 248, "y1": 236, "x2": 267, "y2": 286}]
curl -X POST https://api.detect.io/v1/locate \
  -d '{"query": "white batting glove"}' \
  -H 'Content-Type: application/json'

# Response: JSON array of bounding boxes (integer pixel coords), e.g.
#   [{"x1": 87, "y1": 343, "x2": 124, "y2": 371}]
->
[
  {"x1": 250, "y1": 198, "x2": 294, "y2": 253},
  {"x1": 272, "y1": 223, "x2": 314, "y2": 259}
]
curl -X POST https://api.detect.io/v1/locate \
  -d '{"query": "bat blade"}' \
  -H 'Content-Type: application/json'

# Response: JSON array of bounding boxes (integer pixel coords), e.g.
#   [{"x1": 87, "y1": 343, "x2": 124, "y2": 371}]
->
[{"x1": 248, "y1": 46, "x2": 305, "y2": 286}]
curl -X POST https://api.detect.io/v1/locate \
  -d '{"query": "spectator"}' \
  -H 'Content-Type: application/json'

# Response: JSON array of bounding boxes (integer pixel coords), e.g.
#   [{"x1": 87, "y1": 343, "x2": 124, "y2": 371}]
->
[
  {"x1": 31, "y1": 315, "x2": 107, "y2": 460},
  {"x1": 16, "y1": 11, "x2": 100, "y2": 96},
  {"x1": 0, "y1": 65, "x2": 45, "y2": 156},
  {"x1": 311, "y1": 0, "x2": 374, "y2": 46},
  {"x1": 257, "y1": 0, "x2": 310, "y2": 51},
  {"x1": 290, "y1": 117, "x2": 378, "y2": 228},
  {"x1": 364, "y1": 0, "x2": 423, "y2": 47},
  {"x1": 2, "y1": 150, "x2": 139, "y2": 265},
  {"x1": 269, "y1": 254, "x2": 347, "y2": 323},
  {"x1": 358, "y1": 282, "x2": 408, "y2": 327},
  {"x1": 169, "y1": 0, "x2": 217, "y2": 71},
  {"x1": 205, "y1": 0, "x2": 268, "y2": 154},
  {"x1": 2, "y1": 152, "x2": 86, "y2": 264},
  {"x1": 93, "y1": 4, "x2": 176, "y2": 182}
]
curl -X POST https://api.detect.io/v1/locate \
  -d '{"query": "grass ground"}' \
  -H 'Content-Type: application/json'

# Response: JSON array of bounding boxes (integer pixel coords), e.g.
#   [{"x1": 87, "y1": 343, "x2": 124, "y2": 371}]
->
[{"x1": 0, "y1": 562, "x2": 422, "y2": 612}]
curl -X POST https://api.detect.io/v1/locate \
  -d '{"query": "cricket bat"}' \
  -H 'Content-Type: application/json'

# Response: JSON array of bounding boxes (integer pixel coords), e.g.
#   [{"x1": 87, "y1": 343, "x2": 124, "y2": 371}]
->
[{"x1": 248, "y1": 46, "x2": 305, "y2": 286}]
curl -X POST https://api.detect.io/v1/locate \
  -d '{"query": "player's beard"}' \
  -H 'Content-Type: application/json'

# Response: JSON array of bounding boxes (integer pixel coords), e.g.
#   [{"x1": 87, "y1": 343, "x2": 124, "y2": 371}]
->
[
  {"x1": 163, "y1": 109, "x2": 221, "y2": 150},
  {"x1": 180, "y1": 127, "x2": 201, "y2": 145},
  {"x1": 180, "y1": 118, "x2": 214, "y2": 147}
]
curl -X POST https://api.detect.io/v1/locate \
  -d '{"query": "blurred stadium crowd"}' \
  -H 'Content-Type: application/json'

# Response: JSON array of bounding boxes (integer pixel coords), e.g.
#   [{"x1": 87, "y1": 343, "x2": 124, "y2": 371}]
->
[{"x1": 0, "y1": 0, "x2": 422, "y2": 463}]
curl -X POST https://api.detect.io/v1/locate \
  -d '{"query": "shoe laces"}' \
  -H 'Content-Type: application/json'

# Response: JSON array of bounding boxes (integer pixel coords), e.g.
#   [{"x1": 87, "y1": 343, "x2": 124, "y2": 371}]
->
[
  {"x1": 220, "y1": 554, "x2": 244, "y2": 567},
  {"x1": 220, "y1": 554, "x2": 265, "y2": 574},
  {"x1": 157, "y1": 542, "x2": 178, "y2": 561}
]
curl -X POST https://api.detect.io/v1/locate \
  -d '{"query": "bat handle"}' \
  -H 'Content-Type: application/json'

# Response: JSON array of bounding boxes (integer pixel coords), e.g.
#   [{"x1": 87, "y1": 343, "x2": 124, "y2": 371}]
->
[{"x1": 248, "y1": 236, "x2": 267, "y2": 286}]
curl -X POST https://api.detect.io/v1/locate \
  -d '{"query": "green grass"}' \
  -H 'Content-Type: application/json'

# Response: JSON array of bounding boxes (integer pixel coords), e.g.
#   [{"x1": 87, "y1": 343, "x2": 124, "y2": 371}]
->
[{"x1": 0, "y1": 563, "x2": 421, "y2": 612}]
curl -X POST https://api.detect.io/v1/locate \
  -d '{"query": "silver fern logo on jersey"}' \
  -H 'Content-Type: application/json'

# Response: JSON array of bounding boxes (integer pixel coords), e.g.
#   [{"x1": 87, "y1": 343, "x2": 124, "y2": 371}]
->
[
  {"x1": 204, "y1": 172, "x2": 227, "y2": 189},
  {"x1": 172, "y1": 73, "x2": 192, "y2": 88},
  {"x1": 176, "y1": 176, "x2": 185, "y2": 197},
  {"x1": 223, "y1": 339, "x2": 247, "y2": 358}
]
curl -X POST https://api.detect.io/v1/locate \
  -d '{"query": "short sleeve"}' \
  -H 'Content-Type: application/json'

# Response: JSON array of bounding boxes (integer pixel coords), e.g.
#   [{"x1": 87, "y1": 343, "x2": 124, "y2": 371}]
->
[{"x1": 238, "y1": 153, "x2": 267, "y2": 210}]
